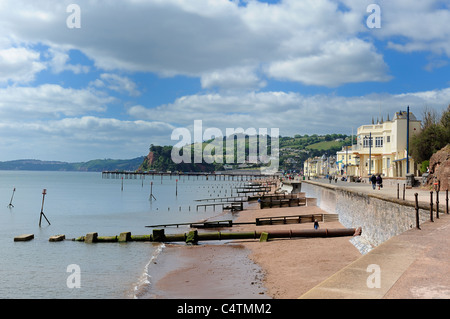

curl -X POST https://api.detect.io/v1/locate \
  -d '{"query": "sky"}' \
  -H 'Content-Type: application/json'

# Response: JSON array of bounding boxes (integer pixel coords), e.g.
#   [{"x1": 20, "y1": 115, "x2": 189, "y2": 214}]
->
[{"x1": 0, "y1": 0, "x2": 449, "y2": 162}]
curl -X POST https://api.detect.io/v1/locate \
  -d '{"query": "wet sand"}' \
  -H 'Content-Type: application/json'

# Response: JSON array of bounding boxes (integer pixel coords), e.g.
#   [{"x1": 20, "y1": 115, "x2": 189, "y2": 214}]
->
[
  {"x1": 144, "y1": 203, "x2": 361, "y2": 299},
  {"x1": 145, "y1": 243, "x2": 269, "y2": 299}
]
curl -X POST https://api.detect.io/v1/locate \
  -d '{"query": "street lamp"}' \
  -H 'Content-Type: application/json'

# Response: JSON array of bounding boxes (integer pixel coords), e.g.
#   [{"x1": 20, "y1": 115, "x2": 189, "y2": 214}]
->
[
  {"x1": 345, "y1": 145, "x2": 348, "y2": 176},
  {"x1": 369, "y1": 132, "x2": 372, "y2": 176},
  {"x1": 364, "y1": 132, "x2": 372, "y2": 176},
  {"x1": 406, "y1": 105, "x2": 410, "y2": 174}
]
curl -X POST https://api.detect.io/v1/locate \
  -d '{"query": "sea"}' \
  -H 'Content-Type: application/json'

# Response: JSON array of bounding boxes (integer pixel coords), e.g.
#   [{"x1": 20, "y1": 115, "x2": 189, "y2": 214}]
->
[{"x1": 0, "y1": 170, "x2": 254, "y2": 299}]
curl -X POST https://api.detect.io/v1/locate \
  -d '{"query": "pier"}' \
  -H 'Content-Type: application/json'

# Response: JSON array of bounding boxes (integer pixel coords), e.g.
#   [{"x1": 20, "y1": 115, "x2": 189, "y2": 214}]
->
[{"x1": 101, "y1": 170, "x2": 279, "y2": 182}]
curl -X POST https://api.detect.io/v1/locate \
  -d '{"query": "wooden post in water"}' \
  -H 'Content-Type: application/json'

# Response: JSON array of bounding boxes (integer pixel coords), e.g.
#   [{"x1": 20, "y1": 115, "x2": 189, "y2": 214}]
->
[
  {"x1": 8, "y1": 187, "x2": 16, "y2": 208},
  {"x1": 121, "y1": 177, "x2": 124, "y2": 191},
  {"x1": 176, "y1": 179, "x2": 178, "y2": 197},
  {"x1": 39, "y1": 189, "x2": 51, "y2": 227},
  {"x1": 149, "y1": 182, "x2": 156, "y2": 201}
]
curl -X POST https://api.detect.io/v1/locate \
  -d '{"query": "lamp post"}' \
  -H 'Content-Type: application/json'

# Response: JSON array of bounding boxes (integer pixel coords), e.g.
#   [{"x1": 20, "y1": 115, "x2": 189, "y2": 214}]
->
[
  {"x1": 369, "y1": 132, "x2": 372, "y2": 176},
  {"x1": 346, "y1": 145, "x2": 348, "y2": 176},
  {"x1": 364, "y1": 132, "x2": 372, "y2": 176},
  {"x1": 406, "y1": 105, "x2": 410, "y2": 174}
]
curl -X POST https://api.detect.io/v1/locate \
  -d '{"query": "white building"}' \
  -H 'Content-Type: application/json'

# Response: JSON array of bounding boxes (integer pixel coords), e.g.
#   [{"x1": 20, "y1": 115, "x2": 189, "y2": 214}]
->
[{"x1": 348, "y1": 110, "x2": 421, "y2": 177}]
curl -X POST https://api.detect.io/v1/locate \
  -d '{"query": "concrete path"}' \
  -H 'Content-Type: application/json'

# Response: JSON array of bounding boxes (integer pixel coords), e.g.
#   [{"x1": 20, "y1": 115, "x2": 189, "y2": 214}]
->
[
  {"x1": 298, "y1": 179, "x2": 450, "y2": 299},
  {"x1": 300, "y1": 177, "x2": 445, "y2": 207}
]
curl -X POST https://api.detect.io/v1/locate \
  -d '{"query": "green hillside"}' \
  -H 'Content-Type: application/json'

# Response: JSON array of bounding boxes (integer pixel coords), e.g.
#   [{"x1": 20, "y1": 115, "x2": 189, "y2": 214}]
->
[{"x1": 141, "y1": 133, "x2": 353, "y2": 172}]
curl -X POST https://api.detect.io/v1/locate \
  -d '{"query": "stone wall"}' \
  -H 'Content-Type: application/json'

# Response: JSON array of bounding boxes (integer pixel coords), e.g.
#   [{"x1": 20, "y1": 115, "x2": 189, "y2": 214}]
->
[
  {"x1": 427, "y1": 144, "x2": 450, "y2": 191},
  {"x1": 302, "y1": 182, "x2": 431, "y2": 254}
]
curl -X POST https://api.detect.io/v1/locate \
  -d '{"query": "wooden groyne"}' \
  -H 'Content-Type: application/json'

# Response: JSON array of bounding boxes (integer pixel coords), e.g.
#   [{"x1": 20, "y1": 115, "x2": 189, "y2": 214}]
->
[
  {"x1": 255, "y1": 213, "x2": 339, "y2": 226},
  {"x1": 70, "y1": 227, "x2": 361, "y2": 244},
  {"x1": 196, "y1": 201, "x2": 244, "y2": 212},
  {"x1": 259, "y1": 197, "x2": 306, "y2": 208},
  {"x1": 145, "y1": 213, "x2": 339, "y2": 229}
]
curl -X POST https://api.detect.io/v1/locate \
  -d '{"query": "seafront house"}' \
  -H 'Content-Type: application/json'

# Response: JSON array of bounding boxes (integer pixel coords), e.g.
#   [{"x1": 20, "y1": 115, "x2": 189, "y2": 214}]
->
[
  {"x1": 303, "y1": 155, "x2": 337, "y2": 177},
  {"x1": 303, "y1": 156, "x2": 324, "y2": 177},
  {"x1": 304, "y1": 109, "x2": 422, "y2": 178},
  {"x1": 336, "y1": 145, "x2": 359, "y2": 176},
  {"x1": 342, "y1": 110, "x2": 422, "y2": 177}
]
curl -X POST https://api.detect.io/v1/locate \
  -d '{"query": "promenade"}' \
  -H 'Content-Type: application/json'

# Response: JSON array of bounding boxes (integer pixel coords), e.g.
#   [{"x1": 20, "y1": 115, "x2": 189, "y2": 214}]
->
[{"x1": 298, "y1": 178, "x2": 449, "y2": 299}]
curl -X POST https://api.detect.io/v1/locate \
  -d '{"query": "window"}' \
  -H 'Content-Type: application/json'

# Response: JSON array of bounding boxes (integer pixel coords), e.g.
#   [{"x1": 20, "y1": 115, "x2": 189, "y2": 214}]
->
[
  {"x1": 375, "y1": 137, "x2": 383, "y2": 147},
  {"x1": 386, "y1": 136, "x2": 390, "y2": 143},
  {"x1": 363, "y1": 136, "x2": 373, "y2": 148}
]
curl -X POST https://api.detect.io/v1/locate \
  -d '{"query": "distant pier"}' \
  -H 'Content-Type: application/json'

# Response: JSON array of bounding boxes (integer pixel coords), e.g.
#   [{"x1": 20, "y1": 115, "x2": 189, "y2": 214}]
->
[{"x1": 101, "y1": 170, "x2": 279, "y2": 182}]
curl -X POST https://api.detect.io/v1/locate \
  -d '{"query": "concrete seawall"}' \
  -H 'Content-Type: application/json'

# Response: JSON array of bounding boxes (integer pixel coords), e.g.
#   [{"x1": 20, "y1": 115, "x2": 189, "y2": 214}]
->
[{"x1": 302, "y1": 181, "x2": 436, "y2": 254}]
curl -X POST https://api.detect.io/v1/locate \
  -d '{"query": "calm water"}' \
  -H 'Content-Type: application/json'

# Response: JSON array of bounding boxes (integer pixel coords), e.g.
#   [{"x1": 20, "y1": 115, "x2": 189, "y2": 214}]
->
[{"x1": 0, "y1": 170, "x2": 250, "y2": 298}]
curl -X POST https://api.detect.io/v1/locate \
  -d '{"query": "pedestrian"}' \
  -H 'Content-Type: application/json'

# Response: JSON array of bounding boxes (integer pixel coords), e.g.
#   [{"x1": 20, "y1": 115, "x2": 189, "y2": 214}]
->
[
  {"x1": 314, "y1": 219, "x2": 319, "y2": 230},
  {"x1": 376, "y1": 174, "x2": 383, "y2": 190},
  {"x1": 371, "y1": 174, "x2": 377, "y2": 190}
]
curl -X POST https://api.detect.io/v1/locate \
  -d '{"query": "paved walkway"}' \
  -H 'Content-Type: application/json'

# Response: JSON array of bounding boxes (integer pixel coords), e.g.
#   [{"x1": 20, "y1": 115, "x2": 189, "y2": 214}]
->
[
  {"x1": 297, "y1": 179, "x2": 450, "y2": 299},
  {"x1": 300, "y1": 177, "x2": 445, "y2": 207}
]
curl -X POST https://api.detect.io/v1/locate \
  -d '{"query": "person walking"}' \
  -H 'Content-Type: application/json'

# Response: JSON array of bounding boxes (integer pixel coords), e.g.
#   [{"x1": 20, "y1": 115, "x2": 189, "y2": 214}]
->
[
  {"x1": 371, "y1": 174, "x2": 377, "y2": 190},
  {"x1": 314, "y1": 219, "x2": 319, "y2": 230},
  {"x1": 376, "y1": 174, "x2": 383, "y2": 190}
]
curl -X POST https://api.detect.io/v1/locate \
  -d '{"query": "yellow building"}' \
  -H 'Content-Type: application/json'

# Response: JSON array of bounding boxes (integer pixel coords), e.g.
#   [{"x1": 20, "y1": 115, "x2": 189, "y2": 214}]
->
[
  {"x1": 336, "y1": 145, "x2": 359, "y2": 176},
  {"x1": 303, "y1": 155, "x2": 337, "y2": 177},
  {"x1": 303, "y1": 156, "x2": 324, "y2": 177},
  {"x1": 346, "y1": 110, "x2": 421, "y2": 177}
]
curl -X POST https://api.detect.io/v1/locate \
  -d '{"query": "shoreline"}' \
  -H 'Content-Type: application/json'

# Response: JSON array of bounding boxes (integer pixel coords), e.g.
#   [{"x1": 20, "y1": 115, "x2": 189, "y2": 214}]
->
[
  {"x1": 143, "y1": 193, "x2": 361, "y2": 299},
  {"x1": 143, "y1": 242, "x2": 269, "y2": 299}
]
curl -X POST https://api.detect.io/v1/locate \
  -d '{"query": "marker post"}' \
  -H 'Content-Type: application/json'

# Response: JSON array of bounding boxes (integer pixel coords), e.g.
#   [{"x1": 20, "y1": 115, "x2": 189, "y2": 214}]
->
[
  {"x1": 8, "y1": 187, "x2": 16, "y2": 208},
  {"x1": 39, "y1": 189, "x2": 51, "y2": 227}
]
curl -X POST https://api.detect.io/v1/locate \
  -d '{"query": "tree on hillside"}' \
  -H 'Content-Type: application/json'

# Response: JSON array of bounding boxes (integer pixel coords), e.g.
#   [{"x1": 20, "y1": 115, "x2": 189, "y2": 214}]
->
[{"x1": 411, "y1": 105, "x2": 450, "y2": 167}]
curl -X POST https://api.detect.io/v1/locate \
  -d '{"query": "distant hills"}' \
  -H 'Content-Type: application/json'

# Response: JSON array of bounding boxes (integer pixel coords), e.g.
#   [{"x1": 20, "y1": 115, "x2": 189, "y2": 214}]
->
[
  {"x1": 140, "y1": 133, "x2": 353, "y2": 172},
  {"x1": 0, "y1": 133, "x2": 353, "y2": 173},
  {"x1": 0, "y1": 157, "x2": 145, "y2": 172}
]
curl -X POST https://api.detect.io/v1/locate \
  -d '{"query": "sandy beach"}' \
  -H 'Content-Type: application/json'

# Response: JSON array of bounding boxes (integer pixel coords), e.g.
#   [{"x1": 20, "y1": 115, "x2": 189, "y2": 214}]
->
[{"x1": 145, "y1": 201, "x2": 362, "y2": 299}]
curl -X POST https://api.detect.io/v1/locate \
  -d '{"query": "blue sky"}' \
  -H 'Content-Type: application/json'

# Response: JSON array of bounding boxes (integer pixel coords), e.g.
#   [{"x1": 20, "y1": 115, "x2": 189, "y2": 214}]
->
[{"x1": 0, "y1": 0, "x2": 449, "y2": 162}]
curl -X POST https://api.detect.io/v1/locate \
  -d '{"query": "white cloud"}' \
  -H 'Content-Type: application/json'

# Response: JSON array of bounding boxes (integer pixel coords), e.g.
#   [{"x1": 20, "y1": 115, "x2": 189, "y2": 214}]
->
[
  {"x1": 344, "y1": 0, "x2": 450, "y2": 56},
  {"x1": 0, "y1": 47, "x2": 46, "y2": 84},
  {"x1": 200, "y1": 66, "x2": 266, "y2": 91},
  {"x1": 47, "y1": 47, "x2": 89, "y2": 74},
  {"x1": 95, "y1": 73, "x2": 141, "y2": 97},
  {"x1": 128, "y1": 87, "x2": 450, "y2": 136},
  {"x1": 0, "y1": 84, "x2": 114, "y2": 119},
  {"x1": 267, "y1": 39, "x2": 391, "y2": 87},
  {"x1": 0, "y1": 116, "x2": 175, "y2": 161},
  {"x1": 0, "y1": 0, "x2": 392, "y2": 88}
]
